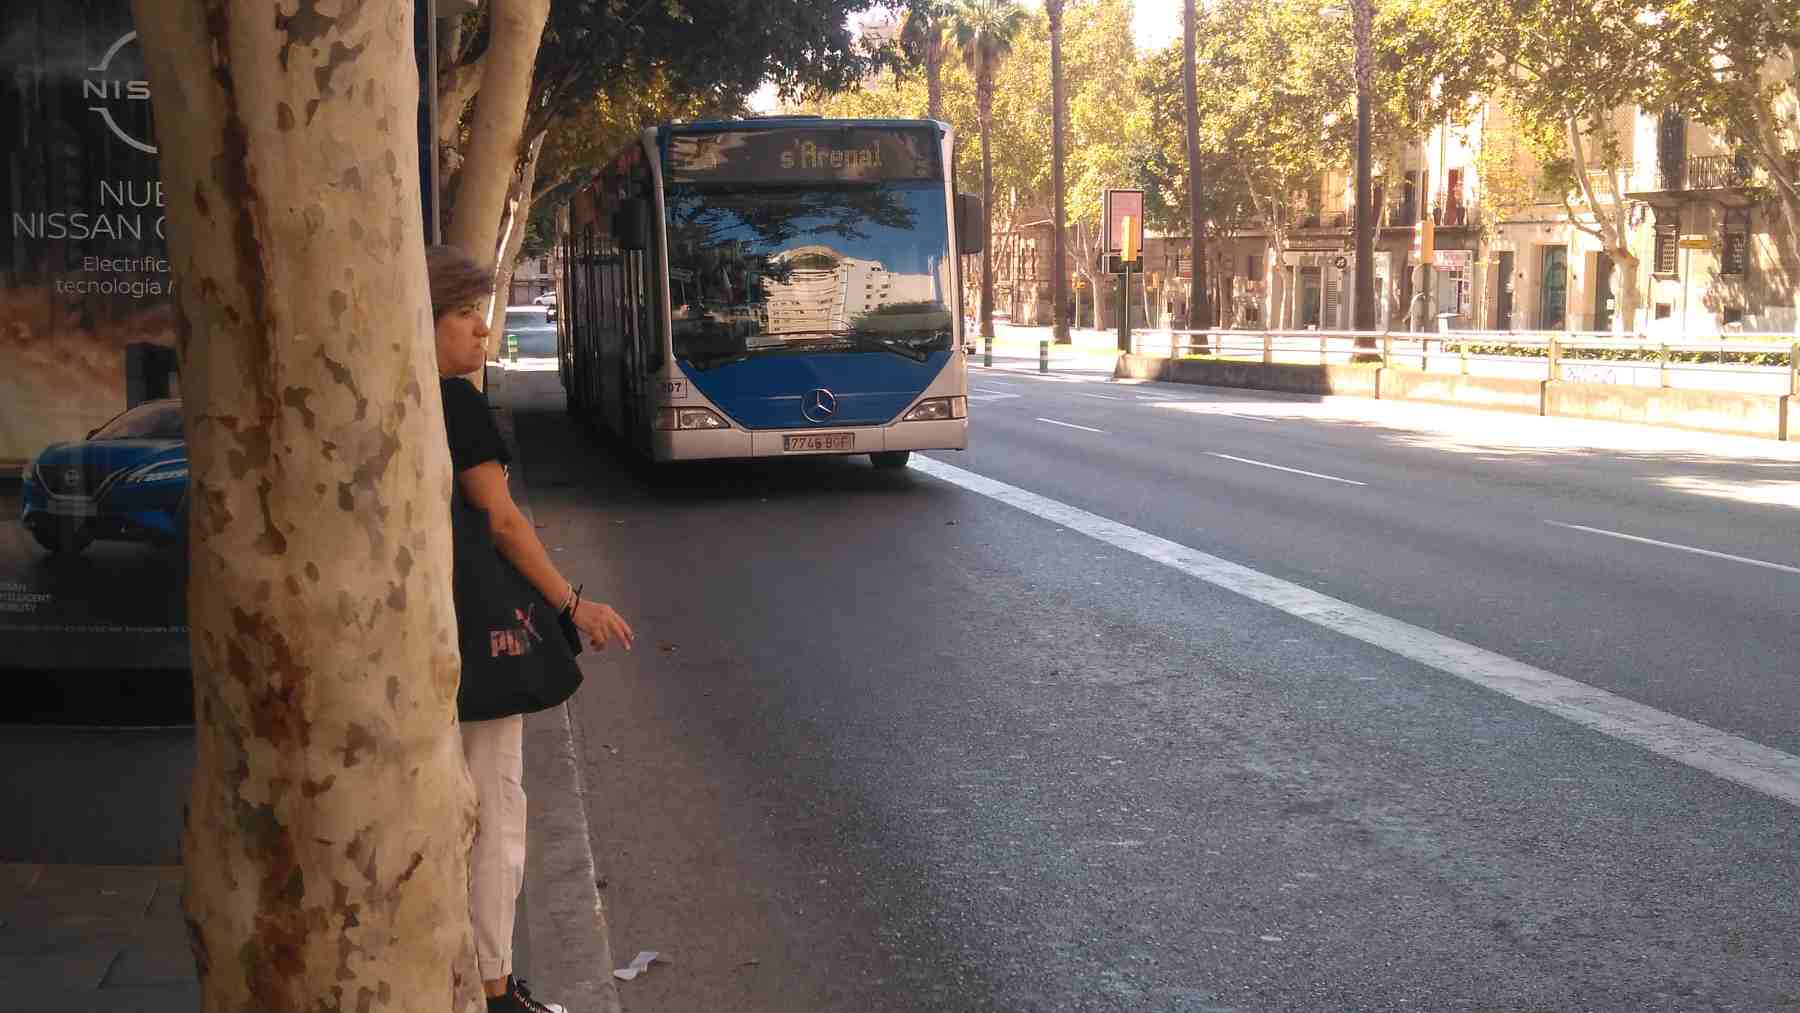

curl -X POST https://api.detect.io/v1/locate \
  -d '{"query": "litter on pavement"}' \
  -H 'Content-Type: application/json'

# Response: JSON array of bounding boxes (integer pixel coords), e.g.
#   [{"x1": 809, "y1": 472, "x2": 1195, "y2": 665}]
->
[{"x1": 613, "y1": 950, "x2": 663, "y2": 981}]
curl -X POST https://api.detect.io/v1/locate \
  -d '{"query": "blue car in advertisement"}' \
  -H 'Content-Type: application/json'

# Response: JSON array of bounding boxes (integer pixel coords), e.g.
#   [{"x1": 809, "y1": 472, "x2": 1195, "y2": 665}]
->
[{"x1": 20, "y1": 399, "x2": 188, "y2": 555}]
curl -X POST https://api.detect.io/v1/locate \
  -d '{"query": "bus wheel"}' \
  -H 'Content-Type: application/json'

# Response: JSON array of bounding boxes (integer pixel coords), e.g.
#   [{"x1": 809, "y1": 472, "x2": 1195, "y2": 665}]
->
[{"x1": 870, "y1": 451, "x2": 911, "y2": 470}]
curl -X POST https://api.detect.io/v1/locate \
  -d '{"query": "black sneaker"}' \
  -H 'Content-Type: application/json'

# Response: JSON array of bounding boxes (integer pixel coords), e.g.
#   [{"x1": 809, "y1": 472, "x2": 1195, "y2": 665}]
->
[{"x1": 487, "y1": 976, "x2": 567, "y2": 1013}]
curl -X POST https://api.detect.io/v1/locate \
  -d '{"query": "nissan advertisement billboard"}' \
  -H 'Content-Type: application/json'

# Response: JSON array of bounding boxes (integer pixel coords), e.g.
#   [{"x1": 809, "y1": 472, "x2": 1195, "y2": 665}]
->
[{"x1": 1, "y1": 1, "x2": 190, "y2": 682}]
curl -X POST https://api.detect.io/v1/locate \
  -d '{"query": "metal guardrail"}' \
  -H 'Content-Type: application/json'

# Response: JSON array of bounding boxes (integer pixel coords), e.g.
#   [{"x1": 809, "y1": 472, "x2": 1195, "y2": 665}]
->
[{"x1": 1129, "y1": 329, "x2": 1800, "y2": 397}]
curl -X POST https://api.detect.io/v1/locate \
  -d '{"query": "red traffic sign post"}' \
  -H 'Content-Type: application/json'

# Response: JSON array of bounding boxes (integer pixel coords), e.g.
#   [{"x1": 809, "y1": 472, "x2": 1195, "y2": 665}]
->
[
  {"x1": 1102, "y1": 188, "x2": 1145, "y2": 256},
  {"x1": 1103, "y1": 189, "x2": 1145, "y2": 351}
]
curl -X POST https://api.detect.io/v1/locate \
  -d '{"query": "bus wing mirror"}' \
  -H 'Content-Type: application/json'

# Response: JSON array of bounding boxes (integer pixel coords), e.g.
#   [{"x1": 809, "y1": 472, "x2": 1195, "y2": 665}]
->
[
  {"x1": 956, "y1": 193, "x2": 985, "y2": 256},
  {"x1": 613, "y1": 199, "x2": 651, "y2": 251}
]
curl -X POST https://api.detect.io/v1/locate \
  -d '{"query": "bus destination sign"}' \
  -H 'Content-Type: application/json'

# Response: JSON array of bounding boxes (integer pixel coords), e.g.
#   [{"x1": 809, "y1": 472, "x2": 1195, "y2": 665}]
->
[{"x1": 666, "y1": 127, "x2": 940, "y2": 183}]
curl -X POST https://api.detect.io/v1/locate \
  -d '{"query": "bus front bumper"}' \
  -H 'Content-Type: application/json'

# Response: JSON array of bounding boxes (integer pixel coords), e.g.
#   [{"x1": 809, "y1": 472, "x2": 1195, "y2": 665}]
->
[{"x1": 653, "y1": 418, "x2": 966, "y2": 461}]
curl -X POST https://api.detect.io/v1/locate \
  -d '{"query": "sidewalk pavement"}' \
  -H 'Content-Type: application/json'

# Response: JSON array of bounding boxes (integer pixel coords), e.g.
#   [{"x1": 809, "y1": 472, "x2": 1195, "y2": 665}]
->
[
  {"x1": 492, "y1": 373, "x2": 624, "y2": 1013},
  {"x1": 1, "y1": 863, "x2": 196, "y2": 1012},
  {"x1": 5, "y1": 368, "x2": 619, "y2": 1013},
  {"x1": 971, "y1": 319, "x2": 1132, "y2": 355}
]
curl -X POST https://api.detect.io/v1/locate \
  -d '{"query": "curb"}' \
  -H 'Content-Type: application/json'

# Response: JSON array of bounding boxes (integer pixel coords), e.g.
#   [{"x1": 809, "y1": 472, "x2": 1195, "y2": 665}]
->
[{"x1": 521, "y1": 703, "x2": 620, "y2": 1013}]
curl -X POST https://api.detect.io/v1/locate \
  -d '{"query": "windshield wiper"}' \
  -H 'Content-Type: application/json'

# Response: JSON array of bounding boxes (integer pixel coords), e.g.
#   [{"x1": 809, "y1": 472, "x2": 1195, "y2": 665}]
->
[
  {"x1": 681, "y1": 328, "x2": 949, "y2": 369},
  {"x1": 760, "y1": 328, "x2": 946, "y2": 361},
  {"x1": 683, "y1": 351, "x2": 751, "y2": 371}
]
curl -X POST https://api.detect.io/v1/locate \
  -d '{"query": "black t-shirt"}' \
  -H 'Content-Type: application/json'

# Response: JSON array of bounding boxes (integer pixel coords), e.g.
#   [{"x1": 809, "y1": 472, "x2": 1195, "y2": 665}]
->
[{"x1": 440, "y1": 377, "x2": 511, "y2": 474}]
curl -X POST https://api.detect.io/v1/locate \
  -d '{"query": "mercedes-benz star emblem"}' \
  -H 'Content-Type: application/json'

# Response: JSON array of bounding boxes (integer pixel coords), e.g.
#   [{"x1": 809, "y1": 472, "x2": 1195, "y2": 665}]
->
[{"x1": 802, "y1": 388, "x2": 837, "y2": 422}]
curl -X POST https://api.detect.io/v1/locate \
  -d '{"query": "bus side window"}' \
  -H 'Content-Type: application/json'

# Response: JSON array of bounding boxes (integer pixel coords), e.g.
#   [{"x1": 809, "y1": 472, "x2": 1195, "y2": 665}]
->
[
  {"x1": 613, "y1": 198, "x2": 650, "y2": 251},
  {"x1": 631, "y1": 166, "x2": 665, "y2": 370}
]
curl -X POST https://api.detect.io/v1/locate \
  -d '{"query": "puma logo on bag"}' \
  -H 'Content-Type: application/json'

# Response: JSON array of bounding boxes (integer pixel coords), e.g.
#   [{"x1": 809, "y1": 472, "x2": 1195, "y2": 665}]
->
[{"x1": 489, "y1": 603, "x2": 545, "y2": 658}]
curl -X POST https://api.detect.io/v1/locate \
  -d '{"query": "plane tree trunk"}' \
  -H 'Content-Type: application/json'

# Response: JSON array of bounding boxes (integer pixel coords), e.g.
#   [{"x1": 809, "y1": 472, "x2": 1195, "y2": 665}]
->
[
  {"x1": 444, "y1": 0, "x2": 549, "y2": 265},
  {"x1": 130, "y1": 4, "x2": 481, "y2": 1010},
  {"x1": 489, "y1": 132, "x2": 547, "y2": 355}
]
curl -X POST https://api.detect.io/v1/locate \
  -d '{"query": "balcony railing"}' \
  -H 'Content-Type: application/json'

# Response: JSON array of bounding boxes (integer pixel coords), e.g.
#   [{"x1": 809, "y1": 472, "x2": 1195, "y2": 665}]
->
[
  {"x1": 1431, "y1": 197, "x2": 1478, "y2": 227},
  {"x1": 1658, "y1": 153, "x2": 1755, "y2": 191},
  {"x1": 1296, "y1": 195, "x2": 1352, "y2": 229},
  {"x1": 1579, "y1": 167, "x2": 1636, "y2": 202},
  {"x1": 1296, "y1": 201, "x2": 1456, "y2": 229}
]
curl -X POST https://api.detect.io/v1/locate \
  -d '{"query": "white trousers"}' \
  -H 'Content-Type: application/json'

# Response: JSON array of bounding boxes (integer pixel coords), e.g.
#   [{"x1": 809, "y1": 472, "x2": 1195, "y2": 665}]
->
[{"x1": 461, "y1": 714, "x2": 526, "y2": 982}]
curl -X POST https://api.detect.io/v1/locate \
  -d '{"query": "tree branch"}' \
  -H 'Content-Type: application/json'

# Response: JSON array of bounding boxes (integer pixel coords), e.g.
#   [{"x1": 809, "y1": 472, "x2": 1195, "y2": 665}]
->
[
  {"x1": 1565, "y1": 118, "x2": 1618, "y2": 247},
  {"x1": 437, "y1": 54, "x2": 484, "y2": 142}
]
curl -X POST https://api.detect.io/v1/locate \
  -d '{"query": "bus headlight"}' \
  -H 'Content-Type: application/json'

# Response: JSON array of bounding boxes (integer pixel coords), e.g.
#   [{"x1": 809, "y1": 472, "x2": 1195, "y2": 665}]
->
[
  {"x1": 901, "y1": 396, "x2": 966, "y2": 422},
  {"x1": 654, "y1": 407, "x2": 729, "y2": 431}
]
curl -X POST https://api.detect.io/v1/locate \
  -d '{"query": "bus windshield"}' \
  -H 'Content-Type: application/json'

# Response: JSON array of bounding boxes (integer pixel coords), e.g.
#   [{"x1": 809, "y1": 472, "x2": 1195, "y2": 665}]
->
[{"x1": 664, "y1": 181, "x2": 954, "y2": 370}]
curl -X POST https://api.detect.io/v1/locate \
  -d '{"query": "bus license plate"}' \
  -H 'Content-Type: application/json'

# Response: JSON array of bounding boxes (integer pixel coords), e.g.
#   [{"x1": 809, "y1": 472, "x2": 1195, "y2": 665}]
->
[{"x1": 784, "y1": 432, "x2": 853, "y2": 452}]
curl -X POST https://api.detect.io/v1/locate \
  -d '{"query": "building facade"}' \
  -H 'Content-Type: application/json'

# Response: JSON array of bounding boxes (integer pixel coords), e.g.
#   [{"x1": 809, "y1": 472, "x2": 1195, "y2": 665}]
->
[{"x1": 986, "y1": 83, "x2": 1795, "y2": 338}]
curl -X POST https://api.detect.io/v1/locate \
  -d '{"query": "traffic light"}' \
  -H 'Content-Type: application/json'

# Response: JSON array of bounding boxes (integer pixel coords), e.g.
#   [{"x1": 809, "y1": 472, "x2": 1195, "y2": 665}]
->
[
  {"x1": 1122, "y1": 215, "x2": 1139, "y2": 264},
  {"x1": 1412, "y1": 217, "x2": 1435, "y2": 264}
]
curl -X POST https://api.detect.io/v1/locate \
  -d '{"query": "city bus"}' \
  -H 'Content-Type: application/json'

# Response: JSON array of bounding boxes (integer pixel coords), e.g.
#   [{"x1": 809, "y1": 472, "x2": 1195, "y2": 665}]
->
[{"x1": 557, "y1": 117, "x2": 982, "y2": 467}]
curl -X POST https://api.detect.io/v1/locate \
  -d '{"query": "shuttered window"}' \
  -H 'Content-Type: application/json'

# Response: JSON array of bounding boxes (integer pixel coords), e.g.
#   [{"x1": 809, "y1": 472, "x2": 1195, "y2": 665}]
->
[
  {"x1": 1722, "y1": 209, "x2": 1750, "y2": 277},
  {"x1": 1653, "y1": 207, "x2": 1680, "y2": 274}
]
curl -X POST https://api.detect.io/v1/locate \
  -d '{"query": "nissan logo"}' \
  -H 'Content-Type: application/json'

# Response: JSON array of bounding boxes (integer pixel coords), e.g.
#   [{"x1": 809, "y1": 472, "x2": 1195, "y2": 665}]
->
[
  {"x1": 86, "y1": 32, "x2": 157, "y2": 155},
  {"x1": 802, "y1": 388, "x2": 837, "y2": 422}
]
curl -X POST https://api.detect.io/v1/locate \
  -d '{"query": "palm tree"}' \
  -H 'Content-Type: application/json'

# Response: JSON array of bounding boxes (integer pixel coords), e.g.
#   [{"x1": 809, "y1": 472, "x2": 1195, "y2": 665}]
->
[
  {"x1": 950, "y1": 0, "x2": 1027, "y2": 340},
  {"x1": 899, "y1": 0, "x2": 951, "y2": 122},
  {"x1": 1047, "y1": 0, "x2": 1069, "y2": 343}
]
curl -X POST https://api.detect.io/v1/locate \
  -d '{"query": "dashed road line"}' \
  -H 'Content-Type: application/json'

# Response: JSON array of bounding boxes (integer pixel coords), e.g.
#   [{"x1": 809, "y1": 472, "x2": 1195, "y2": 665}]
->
[
  {"x1": 1207, "y1": 452, "x2": 1366, "y2": 486},
  {"x1": 1035, "y1": 417, "x2": 1107, "y2": 434},
  {"x1": 1548, "y1": 521, "x2": 1800, "y2": 576}
]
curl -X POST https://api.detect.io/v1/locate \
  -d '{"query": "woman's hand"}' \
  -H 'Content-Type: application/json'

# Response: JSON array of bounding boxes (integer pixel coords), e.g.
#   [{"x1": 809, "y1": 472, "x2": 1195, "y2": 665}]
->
[{"x1": 572, "y1": 598, "x2": 634, "y2": 652}]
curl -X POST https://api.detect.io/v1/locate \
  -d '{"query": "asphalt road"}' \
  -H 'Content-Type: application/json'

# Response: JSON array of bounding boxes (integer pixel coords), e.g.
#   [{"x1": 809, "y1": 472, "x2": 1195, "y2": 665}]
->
[
  {"x1": 494, "y1": 363, "x2": 1799, "y2": 1010},
  {"x1": 960, "y1": 354, "x2": 1800, "y2": 755}
]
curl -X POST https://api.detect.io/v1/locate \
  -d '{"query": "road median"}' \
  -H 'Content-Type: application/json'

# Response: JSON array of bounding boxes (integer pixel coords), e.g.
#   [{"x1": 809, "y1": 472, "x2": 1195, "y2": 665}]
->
[{"x1": 1116, "y1": 353, "x2": 1795, "y2": 440}]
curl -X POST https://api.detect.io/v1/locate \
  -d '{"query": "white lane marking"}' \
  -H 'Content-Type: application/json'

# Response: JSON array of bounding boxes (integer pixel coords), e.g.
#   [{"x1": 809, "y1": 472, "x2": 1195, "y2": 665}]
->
[
  {"x1": 1220, "y1": 413, "x2": 1279, "y2": 423},
  {"x1": 1078, "y1": 392, "x2": 1123, "y2": 401},
  {"x1": 969, "y1": 390, "x2": 1022, "y2": 402},
  {"x1": 994, "y1": 371, "x2": 1095, "y2": 384},
  {"x1": 1547, "y1": 521, "x2": 1800, "y2": 576},
  {"x1": 977, "y1": 380, "x2": 1019, "y2": 388},
  {"x1": 1207, "y1": 452, "x2": 1366, "y2": 487},
  {"x1": 910, "y1": 456, "x2": 1800, "y2": 809},
  {"x1": 1036, "y1": 417, "x2": 1107, "y2": 434}
]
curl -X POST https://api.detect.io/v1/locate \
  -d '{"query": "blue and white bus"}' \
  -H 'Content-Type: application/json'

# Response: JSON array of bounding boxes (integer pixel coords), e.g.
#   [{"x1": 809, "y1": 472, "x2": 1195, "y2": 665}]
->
[{"x1": 557, "y1": 117, "x2": 982, "y2": 467}]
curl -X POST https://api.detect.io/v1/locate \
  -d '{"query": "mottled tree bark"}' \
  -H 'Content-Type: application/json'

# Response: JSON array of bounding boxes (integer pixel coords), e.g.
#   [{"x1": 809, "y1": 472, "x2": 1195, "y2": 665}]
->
[
  {"x1": 442, "y1": 0, "x2": 548, "y2": 388},
  {"x1": 130, "y1": 3, "x2": 481, "y2": 1010},
  {"x1": 1567, "y1": 121, "x2": 1642, "y2": 334},
  {"x1": 490, "y1": 132, "x2": 547, "y2": 354},
  {"x1": 444, "y1": 0, "x2": 548, "y2": 266}
]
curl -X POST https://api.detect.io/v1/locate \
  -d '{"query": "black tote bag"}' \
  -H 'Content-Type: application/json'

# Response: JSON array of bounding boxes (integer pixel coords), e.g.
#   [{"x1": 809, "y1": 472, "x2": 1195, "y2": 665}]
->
[{"x1": 450, "y1": 492, "x2": 584, "y2": 722}]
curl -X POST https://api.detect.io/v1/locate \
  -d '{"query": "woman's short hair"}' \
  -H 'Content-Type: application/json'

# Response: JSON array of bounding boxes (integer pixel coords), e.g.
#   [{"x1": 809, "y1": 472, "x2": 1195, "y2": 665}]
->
[{"x1": 425, "y1": 245, "x2": 494, "y2": 323}]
